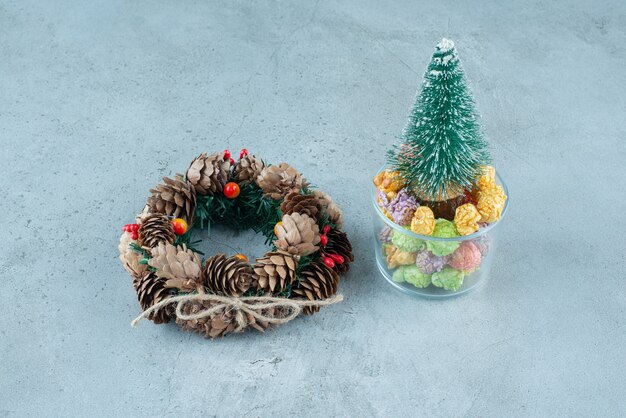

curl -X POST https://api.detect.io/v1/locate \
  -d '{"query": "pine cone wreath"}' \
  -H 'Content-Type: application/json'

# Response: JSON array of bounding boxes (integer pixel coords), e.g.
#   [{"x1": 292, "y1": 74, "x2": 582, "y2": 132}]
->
[
  {"x1": 137, "y1": 213, "x2": 176, "y2": 249},
  {"x1": 148, "y1": 243, "x2": 202, "y2": 292},
  {"x1": 233, "y1": 154, "x2": 265, "y2": 184},
  {"x1": 253, "y1": 250, "x2": 299, "y2": 293},
  {"x1": 314, "y1": 190, "x2": 343, "y2": 228},
  {"x1": 186, "y1": 152, "x2": 230, "y2": 195},
  {"x1": 274, "y1": 213, "x2": 321, "y2": 256},
  {"x1": 122, "y1": 150, "x2": 351, "y2": 338},
  {"x1": 291, "y1": 262, "x2": 340, "y2": 315},
  {"x1": 280, "y1": 191, "x2": 319, "y2": 218},
  {"x1": 256, "y1": 162, "x2": 303, "y2": 200},
  {"x1": 134, "y1": 271, "x2": 174, "y2": 324},
  {"x1": 325, "y1": 229, "x2": 354, "y2": 274},
  {"x1": 118, "y1": 233, "x2": 147, "y2": 278},
  {"x1": 147, "y1": 174, "x2": 197, "y2": 224},
  {"x1": 203, "y1": 254, "x2": 257, "y2": 297}
]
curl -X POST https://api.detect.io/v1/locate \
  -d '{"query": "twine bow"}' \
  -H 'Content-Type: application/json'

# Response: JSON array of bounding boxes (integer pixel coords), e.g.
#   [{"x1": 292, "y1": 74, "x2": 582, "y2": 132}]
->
[{"x1": 131, "y1": 293, "x2": 344, "y2": 332}]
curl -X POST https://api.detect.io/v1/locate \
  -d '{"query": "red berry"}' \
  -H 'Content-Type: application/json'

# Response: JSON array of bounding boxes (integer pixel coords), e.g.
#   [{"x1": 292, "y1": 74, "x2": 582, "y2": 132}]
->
[
  {"x1": 224, "y1": 182, "x2": 241, "y2": 199},
  {"x1": 229, "y1": 157, "x2": 235, "y2": 165},
  {"x1": 328, "y1": 253, "x2": 345, "y2": 264},
  {"x1": 323, "y1": 225, "x2": 331, "y2": 235},
  {"x1": 122, "y1": 225, "x2": 129, "y2": 232},
  {"x1": 131, "y1": 224, "x2": 139, "y2": 232},
  {"x1": 235, "y1": 253, "x2": 249, "y2": 262},
  {"x1": 171, "y1": 218, "x2": 188, "y2": 235},
  {"x1": 130, "y1": 231, "x2": 139, "y2": 240},
  {"x1": 223, "y1": 149, "x2": 231, "y2": 160},
  {"x1": 320, "y1": 235, "x2": 328, "y2": 247},
  {"x1": 239, "y1": 148, "x2": 248, "y2": 159},
  {"x1": 322, "y1": 256, "x2": 335, "y2": 269}
]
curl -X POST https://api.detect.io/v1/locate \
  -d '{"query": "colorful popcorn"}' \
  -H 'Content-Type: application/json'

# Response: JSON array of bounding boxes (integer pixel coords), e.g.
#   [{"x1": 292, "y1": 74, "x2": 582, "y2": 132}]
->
[
  {"x1": 414, "y1": 250, "x2": 447, "y2": 274},
  {"x1": 431, "y1": 267, "x2": 465, "y2": 292},
  {"x1": 448, "y1": 241, "x2": 482, "y2": 272},
  {"x1": 391, "y1": 228, "x2": 425, "y2": 252},
  {"x1": 426, "y1": 219, "x2": 460, "y2": 256},
  {"x1": 410, "y1": 206, "x2": 436, "y2": 235},
  {"x1": 387, "y1": 189, "x2": 418, "y2": 226}
]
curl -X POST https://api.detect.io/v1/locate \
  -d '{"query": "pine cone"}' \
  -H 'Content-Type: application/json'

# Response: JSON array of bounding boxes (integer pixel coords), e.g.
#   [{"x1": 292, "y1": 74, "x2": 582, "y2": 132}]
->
[
  {"x1": 253, "y1": 250, "x2": 299, "y2": 293},
  {"x1": 134, "y1": 271, "x2": 174, "y2": 324},
  {"x1": 274, "y1": 213, "x2": 321, "y2": 256},
  {"x1": 147, "y1": 174, "x2": 196, "y2": 224},
  {"x1": 176, "y1": 300, "x2": 238, "y2": 338},
  {"x1": 203, "y1": 254, "x2": 257, "y2": 297},
  {"x1": 325, "y1": 228, "x2": 354, "y2": 274},
  {"x1": 291, "y1": 262, "x2": 340, "y2": 315},
  {"x1": 118, "y1": 232, "x2": 147, "y2": 278},
  {"x1": 234, "y1": 154, "x2": 265, "y2": 184},
  {"x1": 314, "y1": 190, "x2": 343, "y2": 228},
  {"x1": 280, "y1": 191, "x2": 319, "y2": 218},
  {"x1": 176, "y1": 300, "x2": 286, "y2": 338},
  {"x1": 256, "y1": 162, "x2": 303, "y2": 200},
  {"x1": 148, "y1": 243, "x2": 202, "y2": 292},
  {"x1": 186, "y1": 152, "x2": 230, "y2": 195},
  {"x1": 138, "y1": 213, "x2": 176, "y2": 249}
]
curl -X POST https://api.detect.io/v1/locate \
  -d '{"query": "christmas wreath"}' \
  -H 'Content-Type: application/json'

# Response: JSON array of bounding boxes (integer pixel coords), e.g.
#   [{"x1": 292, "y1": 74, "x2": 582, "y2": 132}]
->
[{"x1": 119, "y1": 149, "x2": 353, "y2": 338}]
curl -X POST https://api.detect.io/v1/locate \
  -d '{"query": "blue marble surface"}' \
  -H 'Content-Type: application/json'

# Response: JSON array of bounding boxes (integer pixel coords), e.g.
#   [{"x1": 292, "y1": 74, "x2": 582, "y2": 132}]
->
[{"x1": 1, "y1": 0, "x2": 625, "y2": 416}]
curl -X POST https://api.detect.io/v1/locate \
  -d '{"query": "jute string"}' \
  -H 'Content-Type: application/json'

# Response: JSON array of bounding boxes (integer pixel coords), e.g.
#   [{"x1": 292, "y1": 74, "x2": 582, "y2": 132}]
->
[{"x1": 131, "y1": 293, "x2": 344, "y2": 332}]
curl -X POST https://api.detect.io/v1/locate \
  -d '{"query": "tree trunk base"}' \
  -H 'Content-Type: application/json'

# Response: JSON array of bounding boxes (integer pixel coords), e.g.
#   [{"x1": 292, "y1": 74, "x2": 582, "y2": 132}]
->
[{"x1": 420, "y1": 192, "x2": 473, "y2": 221}]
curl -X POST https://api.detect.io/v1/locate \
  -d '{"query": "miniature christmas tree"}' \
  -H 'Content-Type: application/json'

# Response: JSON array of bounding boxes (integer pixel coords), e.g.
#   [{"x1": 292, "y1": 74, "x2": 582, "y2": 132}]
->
[{"x1": 388, "y1": 38, "x2": 490, "y2": 201}]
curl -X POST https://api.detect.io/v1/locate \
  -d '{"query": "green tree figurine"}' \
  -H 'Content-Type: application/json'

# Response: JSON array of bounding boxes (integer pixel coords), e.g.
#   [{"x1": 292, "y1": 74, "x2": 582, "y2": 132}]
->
[{"x1": 388, "y1": 38, "x2": 490, "y2": 202}]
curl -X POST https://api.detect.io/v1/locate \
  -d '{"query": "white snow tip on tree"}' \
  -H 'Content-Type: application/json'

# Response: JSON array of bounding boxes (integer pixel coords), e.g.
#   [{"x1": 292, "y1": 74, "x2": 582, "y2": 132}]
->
[{"x1": 437, "y1": 38, "x2": 455, "y2": 53}]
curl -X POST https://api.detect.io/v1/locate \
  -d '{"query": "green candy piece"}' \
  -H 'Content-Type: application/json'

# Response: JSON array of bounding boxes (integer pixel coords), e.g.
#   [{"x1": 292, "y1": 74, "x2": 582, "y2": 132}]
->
[
  {"x1": 427, "y1": 241, "x2": 459, "y2": 256},
  {"x1": 431, "y1": 267, "x2": 465, "y2": 292},
  {"x1": 391, "y1": 228, "x2": 425, "y2": 252},
  {"x1": 392, "y1": 267, "x2": 406, "y2": 283},
  {"x1": 432, "y1": 218, "x2": 459, "y2": 238},
  {"x1": 403, "y1": 265, "x2": 432, "y2": 288},
  {"x1": 426, "y1": 219, "x2": 460, "y2": 256}
]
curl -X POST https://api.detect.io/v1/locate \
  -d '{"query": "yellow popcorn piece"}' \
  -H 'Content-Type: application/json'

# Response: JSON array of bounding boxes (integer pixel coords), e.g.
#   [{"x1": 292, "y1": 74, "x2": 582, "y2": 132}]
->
[
  {"x1": 385, "y1": 245, "x2": 417, "y2": 269},
  {"x1": 477, "y1": 165, "x2": 496, "y2": 190},
  {"x1": 476, "y1": 184, "x2": 507, "y2": 223},
  {"x1": 454, "y1": 203, "x2": 482, "y2": 236},
  {"x1": 410, "y1": 206, "x2": 436, "y2": 236},
  {"x1": 373, "y1": 170, "x2": 406, "y2": 198}
]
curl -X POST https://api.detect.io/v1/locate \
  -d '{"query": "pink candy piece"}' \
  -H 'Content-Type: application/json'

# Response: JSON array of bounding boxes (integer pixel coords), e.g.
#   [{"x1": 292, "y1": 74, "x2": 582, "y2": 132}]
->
[{"x1": 448, "y1": 241, "x2": 482, "y2": 272}]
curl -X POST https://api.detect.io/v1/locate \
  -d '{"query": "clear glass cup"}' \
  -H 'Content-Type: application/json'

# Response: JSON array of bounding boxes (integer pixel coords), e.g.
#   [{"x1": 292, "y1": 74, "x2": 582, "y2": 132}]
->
[{"x1": 371, "y1": 166, "x2": 509, "y2": 298}]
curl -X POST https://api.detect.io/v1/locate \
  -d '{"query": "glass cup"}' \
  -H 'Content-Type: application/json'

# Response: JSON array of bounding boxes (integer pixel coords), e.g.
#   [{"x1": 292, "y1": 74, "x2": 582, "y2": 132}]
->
[{"x1": 371, "y1": 167, "x2": 509, "y2": 298}]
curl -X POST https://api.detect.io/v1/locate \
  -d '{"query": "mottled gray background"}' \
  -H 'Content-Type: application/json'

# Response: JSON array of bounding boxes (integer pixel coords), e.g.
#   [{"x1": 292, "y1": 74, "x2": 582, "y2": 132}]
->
[{"x1": 1, "y1": 0, "x2": 625, "y2": 417}]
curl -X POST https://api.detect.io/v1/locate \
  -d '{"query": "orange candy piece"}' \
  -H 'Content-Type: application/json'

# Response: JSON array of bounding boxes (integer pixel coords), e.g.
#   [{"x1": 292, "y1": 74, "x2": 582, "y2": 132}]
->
[{"x1": 373, "y1": 170, "x2": 406, "y2": 198}]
